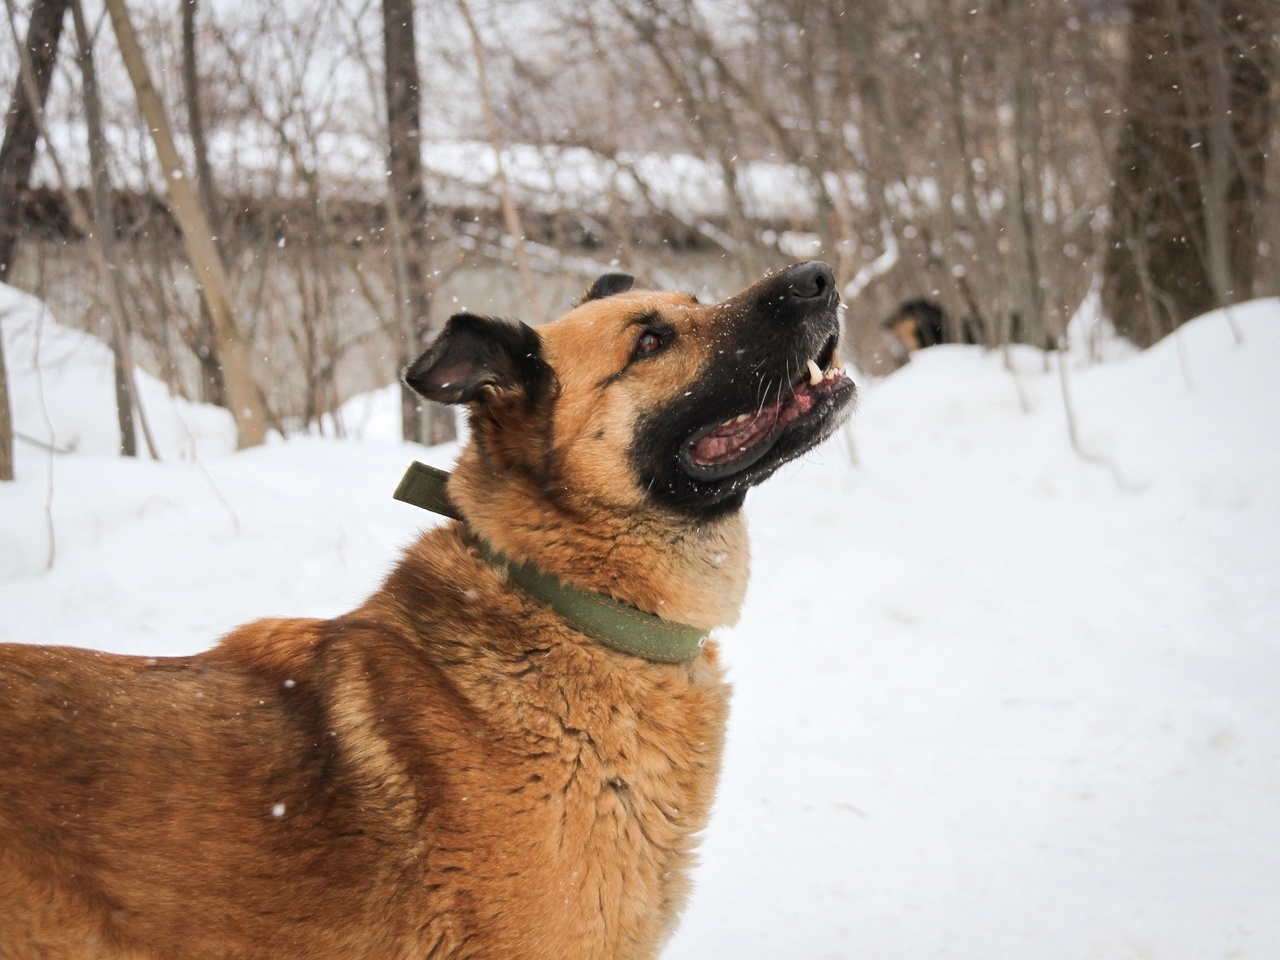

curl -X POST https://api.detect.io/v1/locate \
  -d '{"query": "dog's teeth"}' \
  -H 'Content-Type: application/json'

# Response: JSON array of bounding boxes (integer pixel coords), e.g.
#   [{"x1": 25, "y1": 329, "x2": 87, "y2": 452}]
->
[
  {"x1": 831, "y1": 348, "x2": 842, "y2": 370},
  {"x1": 807, "y1": 359, "x2": 823, "y2": 386}
]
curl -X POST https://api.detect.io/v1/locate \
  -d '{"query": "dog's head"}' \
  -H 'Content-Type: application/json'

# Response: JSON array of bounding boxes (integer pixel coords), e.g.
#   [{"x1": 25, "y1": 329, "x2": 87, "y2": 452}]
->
[{"x1": 405, "y1": 262, "x2": 856, "y2": 520}]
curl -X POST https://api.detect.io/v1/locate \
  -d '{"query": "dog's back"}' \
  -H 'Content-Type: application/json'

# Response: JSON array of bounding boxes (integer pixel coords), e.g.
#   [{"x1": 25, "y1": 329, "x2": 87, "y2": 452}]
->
[{"x1": 0, "y1": 628, "x2": 415, "y2": 957}]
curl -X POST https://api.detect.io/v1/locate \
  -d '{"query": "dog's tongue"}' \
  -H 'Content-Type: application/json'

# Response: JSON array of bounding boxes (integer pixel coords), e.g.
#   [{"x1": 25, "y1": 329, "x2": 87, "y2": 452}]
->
[
  {"x1": 692, "y1": 408, "x2": 778, "y2": 465},
  {"x1": 690, "y1": 383, "x2": 818, "y2": 467}
]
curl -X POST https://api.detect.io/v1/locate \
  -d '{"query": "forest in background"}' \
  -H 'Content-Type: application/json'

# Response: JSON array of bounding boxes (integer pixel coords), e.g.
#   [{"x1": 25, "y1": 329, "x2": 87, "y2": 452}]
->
[{"x1": 0, "y1": 0, "x2": 1276, "y2": 472}]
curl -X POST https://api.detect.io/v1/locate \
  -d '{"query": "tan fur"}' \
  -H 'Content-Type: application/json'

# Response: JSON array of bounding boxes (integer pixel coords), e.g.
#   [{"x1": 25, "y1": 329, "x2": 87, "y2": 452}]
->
[
  {"x1": 451, "y1": 290, "x2": 750, "y2": 628},
  {"x1": 889, "y1": 316, "x2": 923, "y2": 352},
  {"x1": 0, "y1": 264, "x2": 854, "y2": 959}
]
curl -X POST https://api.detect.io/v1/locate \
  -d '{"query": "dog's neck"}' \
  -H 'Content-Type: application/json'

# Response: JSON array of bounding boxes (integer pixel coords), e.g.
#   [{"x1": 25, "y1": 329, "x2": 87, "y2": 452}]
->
[{"x1": 447, "y1": 450, "x2": 749, "y2": 630}]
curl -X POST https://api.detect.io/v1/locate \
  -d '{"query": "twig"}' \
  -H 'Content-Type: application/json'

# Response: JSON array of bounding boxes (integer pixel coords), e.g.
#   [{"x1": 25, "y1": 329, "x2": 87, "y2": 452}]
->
[
  {"x1": 31, "y1": 306, "x2": 57, "y2": 570},
  {"x1": 166, "y1": 398, "x2": 242, "y2": 539},
  {"x1": 1218, "y1": 302, "x2": 1244, "y2": 346},
  {"x1": 15, "y1": 431, "x2": 70, "y2": 454},
  {"x1": 1055, "y1": 347, "x2": 1143, "y2": 493},
  {"x1": 190, "y1": 451, "x2": 241, "y2": 540}
]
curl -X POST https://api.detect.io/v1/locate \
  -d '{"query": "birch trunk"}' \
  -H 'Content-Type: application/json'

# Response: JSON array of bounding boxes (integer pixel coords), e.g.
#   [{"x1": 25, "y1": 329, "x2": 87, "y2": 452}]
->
[{"x1": 103, "y1": 0, "x2": 268, "y2": 448}]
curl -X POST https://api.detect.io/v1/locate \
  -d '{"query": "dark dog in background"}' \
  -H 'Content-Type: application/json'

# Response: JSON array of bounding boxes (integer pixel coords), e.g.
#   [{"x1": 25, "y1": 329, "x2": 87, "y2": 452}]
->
[
  {"x1": 884, "y1": 297, "x2": 1060, "y2": 357},
  {"x1": 884, "y1": 297, "x2": 982, "y2": 351}
]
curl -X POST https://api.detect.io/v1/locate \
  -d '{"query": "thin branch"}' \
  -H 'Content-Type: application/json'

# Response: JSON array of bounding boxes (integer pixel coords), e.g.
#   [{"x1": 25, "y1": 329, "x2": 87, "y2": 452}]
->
[{"x1": 456, "y1": 0, "x2": 543, "y2": 323}]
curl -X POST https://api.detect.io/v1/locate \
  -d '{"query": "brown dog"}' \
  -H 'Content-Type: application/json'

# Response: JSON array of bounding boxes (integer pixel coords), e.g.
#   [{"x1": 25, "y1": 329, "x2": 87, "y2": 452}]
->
[{"x1": 0, "y1": 262, "x2": 854, "y2": 960}]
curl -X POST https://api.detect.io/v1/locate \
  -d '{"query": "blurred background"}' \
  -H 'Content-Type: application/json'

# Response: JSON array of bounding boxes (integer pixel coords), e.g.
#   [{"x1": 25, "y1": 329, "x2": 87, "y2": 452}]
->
[{"x1": 0, "y1": 0, "x2": 1275, "y2": 460}]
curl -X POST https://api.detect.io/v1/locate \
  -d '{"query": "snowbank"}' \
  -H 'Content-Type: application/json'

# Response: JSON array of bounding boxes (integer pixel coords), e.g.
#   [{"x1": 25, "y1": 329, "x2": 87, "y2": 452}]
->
[
  {"x1": 674, "y1": 299, "x2": 1280, "y2": 959},
  {"x1": 0, "y1": 284, "x2": 236, "y2": 461}
]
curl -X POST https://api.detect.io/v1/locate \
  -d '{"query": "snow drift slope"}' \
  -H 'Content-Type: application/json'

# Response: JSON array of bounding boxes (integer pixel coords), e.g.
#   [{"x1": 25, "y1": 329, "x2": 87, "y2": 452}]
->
[
  {"x1": 671, "y1": 300, "x2": 1280, "y2": 960},
  {"x1": 1, "y1": 286, "x2": 1277, "y2": 959},
  {"x1": 0, "y1": 284, "x2": 235, "y2": 462}
]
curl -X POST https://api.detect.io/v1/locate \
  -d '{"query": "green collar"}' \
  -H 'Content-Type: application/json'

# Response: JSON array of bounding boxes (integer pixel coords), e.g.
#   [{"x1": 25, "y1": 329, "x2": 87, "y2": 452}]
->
[{"x1": 393, "y1": 461, "x2": 710, "y2": 664}]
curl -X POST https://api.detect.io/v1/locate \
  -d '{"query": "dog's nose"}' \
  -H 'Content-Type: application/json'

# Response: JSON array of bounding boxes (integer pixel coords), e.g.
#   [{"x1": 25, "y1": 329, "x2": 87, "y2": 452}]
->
[{"x1": 783, "y1": 261, "x2": 835, "y2": 300}]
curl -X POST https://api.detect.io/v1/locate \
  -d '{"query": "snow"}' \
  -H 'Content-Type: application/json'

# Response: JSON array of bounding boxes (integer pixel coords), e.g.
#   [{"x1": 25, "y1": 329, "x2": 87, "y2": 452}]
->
[
  {"x1": 2, "y1": 283, "x2": 1279, "y2": 957},
  {"x1": 0, "y1": 285, "x2": 236, "y2": 463},
  {"x1": 36, "y1": 122, "x2": 838, "y2": 222}
]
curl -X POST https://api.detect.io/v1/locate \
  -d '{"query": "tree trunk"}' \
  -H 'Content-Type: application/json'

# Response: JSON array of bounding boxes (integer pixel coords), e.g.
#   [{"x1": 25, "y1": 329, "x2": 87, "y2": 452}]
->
[
  {"x1": 104, "y1": 0, "x2": 269, "y2": 448},
  {"x1": 383, "y1": 0, "x2": 454, "y2": 445},
  {"x1": 181, "y1": 0, "x2": 229, "y2": 410},
  {"x1": 0, "y1": 0, "x2": 66, "y2": 284},
  {"x1": 71, "y1": 0, "x2": 142, "y2": 458},
  {"x1": 1102, "y1": 0, "x2": 1275, "y2": 346}
]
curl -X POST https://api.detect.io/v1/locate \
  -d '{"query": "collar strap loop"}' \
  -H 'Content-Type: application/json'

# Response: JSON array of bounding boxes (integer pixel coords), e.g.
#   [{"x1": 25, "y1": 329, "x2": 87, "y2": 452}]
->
[{"x1": 393, "y1": 461, "x2": 710, "y2": 664}]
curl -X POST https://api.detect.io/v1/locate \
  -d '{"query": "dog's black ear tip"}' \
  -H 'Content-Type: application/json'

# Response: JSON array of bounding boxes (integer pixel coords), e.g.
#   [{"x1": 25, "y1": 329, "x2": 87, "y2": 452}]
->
[
  {"x1": 402, "y1": 352, "x2": 455, "y2": 403},
  {"x1": 444, "y1": 311, "x2": 493, "y2": 332},
  {"x1": 401, "y1": 313, "x2": 548, "y2": 406},
  {"x1": 579, "y1": 273, "x2": 635, "y2": 305}
]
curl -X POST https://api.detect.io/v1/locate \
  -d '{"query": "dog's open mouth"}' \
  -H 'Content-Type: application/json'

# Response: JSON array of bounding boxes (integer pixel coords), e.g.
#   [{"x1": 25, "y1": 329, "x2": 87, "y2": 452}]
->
[{"x1": 682, "y1": 335, "x2": 853, "y2": 480}]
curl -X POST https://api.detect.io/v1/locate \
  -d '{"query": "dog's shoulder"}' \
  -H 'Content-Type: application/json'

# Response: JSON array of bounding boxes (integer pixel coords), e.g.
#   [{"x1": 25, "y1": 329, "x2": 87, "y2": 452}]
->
[{"x1": 212, "y1": 615, "x2": 328, "y2": 684}]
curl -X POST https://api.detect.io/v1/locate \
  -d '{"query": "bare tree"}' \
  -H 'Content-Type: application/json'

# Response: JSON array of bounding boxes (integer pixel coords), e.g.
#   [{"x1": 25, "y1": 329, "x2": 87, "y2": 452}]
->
[
  {"x1": 104, "y1": 0, "x2": 269, "y2": 448},
  {"x1": 384, "y1": 0, "x2": 454, "y2": 445},
  {"x1": 69, "y1": 0, "x2": 154, "y2": 458},
  {"x1": 0, "y1": 0, "x2": 66, "y2": 482},
  {"x1": 5, "y1": 0, "x2": 162, "y2": 462},
  {"x1": 0, "y1": 0, "x2": 65, "y2": 284},
  {"x1": 181, "y1": 0, "x2": 229, "y2": 408}
]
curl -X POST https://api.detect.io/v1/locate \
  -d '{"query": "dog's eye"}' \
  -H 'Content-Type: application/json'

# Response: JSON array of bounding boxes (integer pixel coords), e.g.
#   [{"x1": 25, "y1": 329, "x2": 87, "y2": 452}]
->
[{"x1": 632, "y1": 330, "x2": 666, "y2": 360}]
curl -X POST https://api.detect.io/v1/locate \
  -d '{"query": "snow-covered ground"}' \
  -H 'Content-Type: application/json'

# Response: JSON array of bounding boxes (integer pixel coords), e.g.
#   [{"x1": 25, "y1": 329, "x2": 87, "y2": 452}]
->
[{"x1": 2, "y1": 283, "x2": 1278, "y2": 958}]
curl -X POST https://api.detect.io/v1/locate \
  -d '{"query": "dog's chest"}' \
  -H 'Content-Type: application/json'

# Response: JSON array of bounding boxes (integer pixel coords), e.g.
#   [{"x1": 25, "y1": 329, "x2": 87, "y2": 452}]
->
[{"x1": 462, "y1": 649, "x2": 730, "y2": 957}]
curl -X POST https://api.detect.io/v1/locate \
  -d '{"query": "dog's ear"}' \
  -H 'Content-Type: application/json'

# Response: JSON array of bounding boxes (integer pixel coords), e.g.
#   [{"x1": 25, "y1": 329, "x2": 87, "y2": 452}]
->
[
  {"x1": 403, "y1": 313, "x2": 552, "y2": 406},
  {"x1": 577, "y1": 273, "x2": 635, "y2": 305}
]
